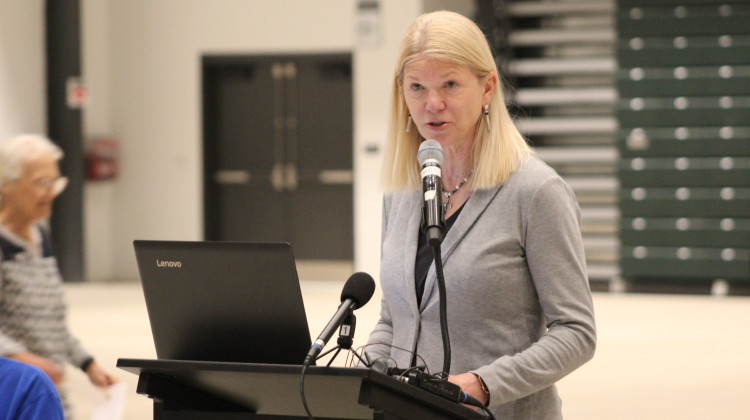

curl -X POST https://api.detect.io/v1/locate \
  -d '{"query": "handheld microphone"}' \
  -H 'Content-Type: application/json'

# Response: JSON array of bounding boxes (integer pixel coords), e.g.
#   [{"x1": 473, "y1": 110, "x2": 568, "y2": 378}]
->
[
  {"x1": 418, "y1": 139, "x2": 446, "y2": 246},
  {"x1": 303, "y1": 272, "x2": 375, "y2": 365}
]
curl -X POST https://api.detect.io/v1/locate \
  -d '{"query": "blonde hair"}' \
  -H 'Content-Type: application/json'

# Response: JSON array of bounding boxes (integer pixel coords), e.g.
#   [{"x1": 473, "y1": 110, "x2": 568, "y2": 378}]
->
[
  {"x1": 0, "y1": 134, "x2": 64, "y2": 187},
  {"x1": 382, "y1": 11, "x2": 532, "y2": 191}
]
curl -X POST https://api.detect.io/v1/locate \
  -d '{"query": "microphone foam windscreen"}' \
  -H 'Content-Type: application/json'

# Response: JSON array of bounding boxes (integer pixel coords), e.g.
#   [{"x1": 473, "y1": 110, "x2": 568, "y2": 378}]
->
[
  {"x1": 418, "y1": 139, "x2": 444, "y2": 167},
  {"x1": 341, "y1": 272, "x2": 376, "y2": 309}
]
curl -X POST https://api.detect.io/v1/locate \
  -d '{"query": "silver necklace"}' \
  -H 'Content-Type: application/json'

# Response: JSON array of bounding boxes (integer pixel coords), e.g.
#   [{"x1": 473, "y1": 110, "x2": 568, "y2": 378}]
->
[{"x1": 442, "y1": 172, "x2": 472, "y2": 211}]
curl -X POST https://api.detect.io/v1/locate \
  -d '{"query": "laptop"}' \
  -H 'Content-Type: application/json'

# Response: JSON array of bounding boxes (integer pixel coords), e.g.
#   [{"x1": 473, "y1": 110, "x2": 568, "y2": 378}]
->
[{"x1": 133, "y1": 240, "x2": 312, "y2": 365}]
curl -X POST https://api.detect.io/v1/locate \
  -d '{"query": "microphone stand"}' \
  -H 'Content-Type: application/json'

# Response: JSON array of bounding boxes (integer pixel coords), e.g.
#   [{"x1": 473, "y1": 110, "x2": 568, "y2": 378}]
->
[
  {"x1": 313, "y1": 312, "x2": 369, "y2": 367},
  {"x1": 427, "y1": 238, "x2": 500, "y2": 420},
  {"x1": 430, "y1": 242, "x2": 451, "y2": 377},
  {"x1": 418, "y1": 139, "x2": 451, "y2": 377}
]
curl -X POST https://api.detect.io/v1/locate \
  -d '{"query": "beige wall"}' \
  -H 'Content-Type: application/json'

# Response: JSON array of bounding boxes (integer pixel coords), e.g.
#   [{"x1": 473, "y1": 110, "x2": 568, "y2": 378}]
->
[
  {"x1": 1, "y1": 1, "x2": 475, "y2": 282},
  {"x1": 0, "y1": 0, "x2": 45, "y2": 140},
  {"x1": 84, "y1": 0, "x2": 425, "y2": 281}
]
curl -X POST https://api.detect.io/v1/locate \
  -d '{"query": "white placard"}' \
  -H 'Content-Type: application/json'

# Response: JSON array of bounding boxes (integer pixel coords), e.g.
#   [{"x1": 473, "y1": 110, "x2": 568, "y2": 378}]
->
[{"x1": 89, "y1": 382, "x2": 127, "y2": 420}]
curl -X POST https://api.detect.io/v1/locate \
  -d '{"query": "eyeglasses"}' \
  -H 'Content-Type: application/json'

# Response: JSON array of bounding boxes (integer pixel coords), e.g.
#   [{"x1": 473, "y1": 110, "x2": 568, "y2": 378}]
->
[{"x1": 34, "y1": 177, "x2": 69, "y2": 195}]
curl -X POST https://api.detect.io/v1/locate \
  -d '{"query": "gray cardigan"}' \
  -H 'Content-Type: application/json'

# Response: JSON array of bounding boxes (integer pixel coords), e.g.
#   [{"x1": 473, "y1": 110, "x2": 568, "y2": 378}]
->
[
  {"x1": 0, "y1": 225, "x2": 92, "y2": 419},
  {"x1": 365, "y1": 156, "x2": 596, "y2": 419}
]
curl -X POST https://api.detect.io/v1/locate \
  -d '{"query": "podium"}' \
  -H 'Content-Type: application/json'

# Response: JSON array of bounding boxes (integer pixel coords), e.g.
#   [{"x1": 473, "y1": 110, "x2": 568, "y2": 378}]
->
[{"x1": 117, "y1": 358, "x2": 486, "y2": 420}]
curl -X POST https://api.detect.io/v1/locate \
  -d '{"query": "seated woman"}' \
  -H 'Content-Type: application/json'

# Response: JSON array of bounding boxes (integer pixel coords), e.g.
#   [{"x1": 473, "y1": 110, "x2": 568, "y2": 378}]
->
[{"x1": 0, "y1": 134, "x2": 117, "y2": 419}]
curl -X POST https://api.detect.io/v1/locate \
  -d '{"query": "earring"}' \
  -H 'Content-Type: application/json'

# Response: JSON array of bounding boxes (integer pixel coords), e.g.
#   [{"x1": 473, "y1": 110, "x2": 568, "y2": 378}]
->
[
  {"x1": 406, "y1": 114, "x2": 412, "y2": 133},
  {"x1": 484, "y1": 104, "x2": 491, "y2": 132}
]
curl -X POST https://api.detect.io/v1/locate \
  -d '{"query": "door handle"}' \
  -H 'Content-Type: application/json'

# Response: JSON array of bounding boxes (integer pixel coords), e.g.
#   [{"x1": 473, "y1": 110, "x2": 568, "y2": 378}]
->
[
  {"x1": 214, "y1": 170, "x2": 251, "y2": 185},
  {"x1": 318, "y1": 170, "x2": 353, "y2": 185},
  {"x1": 270, "y1": 163, "x2": 285, "y2": 192},
  {"x1": 285, "y1": 163, "x2": 298, "y2": 191}
]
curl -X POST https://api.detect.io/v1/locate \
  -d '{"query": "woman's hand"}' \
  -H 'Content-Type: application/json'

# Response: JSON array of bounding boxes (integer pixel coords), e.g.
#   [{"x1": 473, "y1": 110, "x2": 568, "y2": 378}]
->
[
  {"x1": 10, "y1": 353, "x2": 119, "y2": 388},
  {"x1": 9, "y1": 351, "x2": 65, "y2": 384},
  {"x1": 448, "y1": 372, "x2": 489, "y2": 405},
  {"x1": 85, "y1": 361, "x2": 119, "y2": 388}
]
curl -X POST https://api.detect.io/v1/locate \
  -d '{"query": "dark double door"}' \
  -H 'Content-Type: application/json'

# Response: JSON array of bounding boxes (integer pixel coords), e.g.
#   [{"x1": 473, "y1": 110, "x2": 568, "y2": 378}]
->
[{"x1": 203, "y1": 54, "x2": 353, "y2": 260}]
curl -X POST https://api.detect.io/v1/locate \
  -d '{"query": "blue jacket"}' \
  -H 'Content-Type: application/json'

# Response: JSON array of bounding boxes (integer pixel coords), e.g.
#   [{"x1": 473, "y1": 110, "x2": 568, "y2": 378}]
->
[{"x1": 0, "y1": 357, "x2": 64, "y2": 420}]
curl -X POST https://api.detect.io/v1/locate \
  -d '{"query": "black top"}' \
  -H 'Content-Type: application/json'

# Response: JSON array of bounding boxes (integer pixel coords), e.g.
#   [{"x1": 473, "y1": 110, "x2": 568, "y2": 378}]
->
[
  {"x1": 0, "y1": 226, "x2": 54, "y2": 261},
  {"x1": 414, "y1": 204, "x2": 464, "y2": 307}
]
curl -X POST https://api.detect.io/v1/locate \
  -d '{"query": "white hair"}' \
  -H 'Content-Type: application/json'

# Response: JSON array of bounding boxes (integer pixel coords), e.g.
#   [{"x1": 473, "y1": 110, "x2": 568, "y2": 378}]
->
[{"x1": 0, "y1": 134, "x2": 64, "y2": 187}]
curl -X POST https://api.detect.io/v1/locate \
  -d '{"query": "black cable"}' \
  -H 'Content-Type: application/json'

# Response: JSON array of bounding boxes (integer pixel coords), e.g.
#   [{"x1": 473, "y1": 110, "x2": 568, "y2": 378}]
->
[
  {"x1": 476, "y1": 403, "x2": 497, "y2": 420},
  {"x1": 431, "y1": 244, "x2": 451, "y2": 376},
  {"x1": 347, "y1": 348, "x2": 370, "y2": 367},
  {"x1": 304, "y1": 341, "x2": 493, "y2": 419},
  {"x1": 357, "y1": 342, "x2": 431, "y2": 372},
  {"x1": 359, "y1": 345, "x2": 496, "y2": 420},
  {"x1": 299, "y1": 363, "x2": 314, "y2": 420},
  {"x1": 461, "y1": 392, "x2": 485, "y2": 407},
  {"x1": 461, "y1": 391, "x2": 497, "y2": 419}
]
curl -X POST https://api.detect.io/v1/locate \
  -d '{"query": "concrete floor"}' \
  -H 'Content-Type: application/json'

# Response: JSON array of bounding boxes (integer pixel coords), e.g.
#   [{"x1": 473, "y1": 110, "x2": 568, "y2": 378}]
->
[{"x1": 62, "y1": 281, "x2": 750, "y2": 420}]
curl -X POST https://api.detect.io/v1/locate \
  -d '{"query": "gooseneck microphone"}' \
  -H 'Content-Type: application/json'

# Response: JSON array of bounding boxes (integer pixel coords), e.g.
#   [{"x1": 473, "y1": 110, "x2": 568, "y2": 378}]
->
[
  {"x1": 418, "y1": 140, "x2": 452, "y2": 376},
  {"x1": 303, "y1": 272, "x2": 375, "y2": 365},
  {"x1": 418, "y1": 139, "x2": 446, "y2": 246}
]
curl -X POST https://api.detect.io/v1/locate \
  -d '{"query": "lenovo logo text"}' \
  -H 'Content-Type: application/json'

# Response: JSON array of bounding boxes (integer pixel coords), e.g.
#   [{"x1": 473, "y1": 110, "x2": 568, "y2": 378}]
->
[{"x1": 156, "y1": 259, "x2": 182, "y2": 268}]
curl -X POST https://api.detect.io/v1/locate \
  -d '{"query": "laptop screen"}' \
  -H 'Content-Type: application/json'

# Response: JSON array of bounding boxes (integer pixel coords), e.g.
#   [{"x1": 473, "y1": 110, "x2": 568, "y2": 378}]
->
[{"x1": 133, "y1": 240, "x2": 312, "y2": 365}]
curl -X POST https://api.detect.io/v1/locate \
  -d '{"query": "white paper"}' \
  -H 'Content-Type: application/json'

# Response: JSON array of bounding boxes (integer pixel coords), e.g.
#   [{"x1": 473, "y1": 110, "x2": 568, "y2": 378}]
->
[{"x1": 89, "y1": 382, "x2": 127, "y2": 420}]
